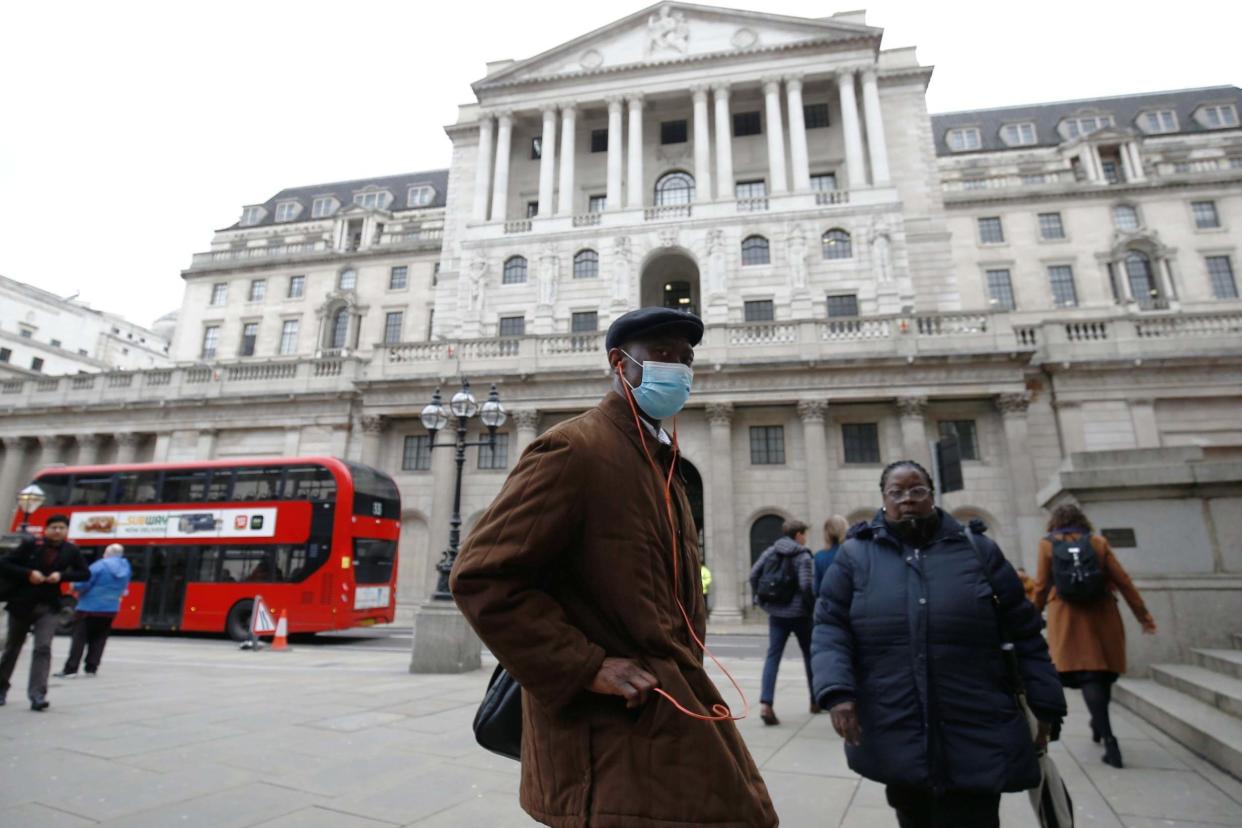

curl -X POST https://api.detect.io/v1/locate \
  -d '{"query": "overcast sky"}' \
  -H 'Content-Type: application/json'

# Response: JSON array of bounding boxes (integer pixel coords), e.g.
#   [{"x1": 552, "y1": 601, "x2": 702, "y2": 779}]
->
[{"x1": 2, "y1": 0, "x2": 1238, "y2": 328}]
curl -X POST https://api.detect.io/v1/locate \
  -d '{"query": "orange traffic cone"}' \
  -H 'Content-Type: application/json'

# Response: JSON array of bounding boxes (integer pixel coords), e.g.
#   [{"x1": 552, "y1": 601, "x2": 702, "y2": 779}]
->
[{"x1": 271, "y1": 609, "x2": 290, "y2": 651}]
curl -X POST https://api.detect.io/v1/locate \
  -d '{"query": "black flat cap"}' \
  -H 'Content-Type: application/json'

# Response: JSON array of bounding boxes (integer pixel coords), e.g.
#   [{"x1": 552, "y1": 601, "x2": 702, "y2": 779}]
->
[{"x1": 605, "y1": 307, "x2": 704, "y2": 351}]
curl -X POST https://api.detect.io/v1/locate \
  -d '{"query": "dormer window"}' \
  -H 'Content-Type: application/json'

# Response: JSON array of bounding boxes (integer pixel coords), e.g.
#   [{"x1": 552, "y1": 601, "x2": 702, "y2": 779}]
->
[
  {"x1": 311, "y1": 196, "x2": 339, "y2": 218},
  {"x1": 275, "y1": 201, "x2": 302, "y2": 223},
  {"x1": 407, "y1": 185, "x2": 436, "y2": 207},
  {"x1": 946, "y1": 127, "x2": 981, "y2": 152},
  {"x1": 1139, "y1": 109, "x2": 1178, "y2": 134},
  {"x1": 240, "y1": 205, "x2": 266, "y2": 226},
  {"x1": 1060, "y1": 114, "x2": 1114, "y2": 139},
  {"x1": 1000, "y1": 123, "x2": 1037, "y2": 146},
  {"x1": 353, "y1": 189, "x2": 393, "y2": 210},
  {"x1": 1197, "y1": 104, "x2": 1239, "y2": 129}
]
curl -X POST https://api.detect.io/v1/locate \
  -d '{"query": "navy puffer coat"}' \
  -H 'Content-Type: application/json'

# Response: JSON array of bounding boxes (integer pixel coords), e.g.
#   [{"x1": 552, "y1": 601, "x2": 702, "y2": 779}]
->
[{"x1": 811, "y1": 509, "x2": 1066, "y2": 794}]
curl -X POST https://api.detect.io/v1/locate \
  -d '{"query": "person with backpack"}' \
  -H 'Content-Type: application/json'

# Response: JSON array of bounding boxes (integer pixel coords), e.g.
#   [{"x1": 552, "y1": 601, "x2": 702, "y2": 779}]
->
[
  {"x1": 749, "y1": 518, "x2": 816, "y2": 725},
  {"x1": 1033, "y1": 502, "x2": 1157, "y2": 769}
]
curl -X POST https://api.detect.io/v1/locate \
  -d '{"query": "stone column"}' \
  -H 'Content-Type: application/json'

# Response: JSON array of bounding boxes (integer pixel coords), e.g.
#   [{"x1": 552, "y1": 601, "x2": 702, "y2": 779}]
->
[
  {"x1": 114, "y1": 432, "x2": 142, "y2": 464},
  {"x1": 1126, "y1": 142, "x2": 1146, "y2": 182},
  {"x1": 713, "y1": 84, "x2": 734, "y2": 199},
  {"x1": 860, "y1": 66, "x2": 891, "y2": 186},
  {"x1": 489, "y1": 111, "x2": 513, "y2": 222},
  {"x1": 0, "y1": 437, "x2": 27, "y2": 517},
  {"x1": 691, "y1": 86, "x2": 713, "y2": 202},
  {"x1": 512, "y1": 409, "x2": 541, "y2": 457},
  {"x1": 1130, "y1": 398, "x2": 1161, "y2": 448},
  {"x1": 283, "y1": 427, "x2": 302, "y2": 457},
  {"x1": 360, "y1": 416, "x2": 386, "y2": 468},
  {"x1": 75, "y1": 434, "x2": 102, "y2": 466},
  {"x1": 606, "y1": 97, "x2": 624, "y2": 211},
  {"x1": 151, "y1": 432, "x2": 172, "y2": 462},
  {"x1": 557, "y1": 104, "x2": 577, "y2": 215},
  {"x1": 626, "y1": 96, "x2": 644, "y2": 209},
  {"x1": 30, "y1": 435, "x2": 56, "y2": 474},
  {"x1": 537, "y1": 106, "x2": 558, "y2": 217},
  {"x1": 329, "y1": 425, "x2": 350, "y2": 460},
  {"x1": 471, "y1": 115, "x2": 494, "y2": 222},
  {"x1": 837, "y1": 68, "x2": 866, "y2": 190},
  {"x1": 798, "y1": 401, "x2": 832, "y2": 540},
  {"x1": 705, "y1": 403, "x2": 741, "y2": 622},
  {"x1": 195, "y1": 429, "x2": 218, "y2": 460},
  {"x1": 761, "y1": 77, "x2": 788, "y2": 194},
  {"x1": 997, "y1": 394, "x2": 1042, "y2": 569},
  {"x1": 785, "y1": 75, "x2": 812, "y2": 192},
  {"x1": 896, "y1": 396, "x2": 931, "y2": 468}
]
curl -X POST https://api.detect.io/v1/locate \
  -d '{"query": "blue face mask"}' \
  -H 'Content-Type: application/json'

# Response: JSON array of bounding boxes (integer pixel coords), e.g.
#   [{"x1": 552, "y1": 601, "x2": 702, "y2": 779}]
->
[{"x1": 621, "y1": 349, "x2": 693, "y2": 420}]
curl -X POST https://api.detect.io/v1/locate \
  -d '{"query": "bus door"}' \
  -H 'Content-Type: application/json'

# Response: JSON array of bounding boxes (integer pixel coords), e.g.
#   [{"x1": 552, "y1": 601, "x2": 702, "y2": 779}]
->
[{"x1": 142, "y1": 546, "x2": 192, "y2": 629}]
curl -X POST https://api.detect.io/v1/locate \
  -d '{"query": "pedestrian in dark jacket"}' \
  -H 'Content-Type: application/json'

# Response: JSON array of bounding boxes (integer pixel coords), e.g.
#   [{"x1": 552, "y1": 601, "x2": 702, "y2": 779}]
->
[
  {"x1": 812, "y1": 461, "x2": 1066, "y2": 828},
  {"x1": 0, "y1": 514, "x2": 90, "y2": 710},
  {"x1": 56, "y1": 543, "x2": 132, "y2": 678},
  {"x1": 813, "y1": 514, "x2": 849, "y2": 596},
  {"x1": 750, "y1": 518, "x2": 816, "y2": 725}
]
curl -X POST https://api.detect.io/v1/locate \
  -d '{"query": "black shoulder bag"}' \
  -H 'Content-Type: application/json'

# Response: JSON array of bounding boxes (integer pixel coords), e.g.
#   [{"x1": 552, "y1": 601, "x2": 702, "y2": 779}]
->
[{"x1": 473, "y1": 664, "x2": 522, "y2": 761}]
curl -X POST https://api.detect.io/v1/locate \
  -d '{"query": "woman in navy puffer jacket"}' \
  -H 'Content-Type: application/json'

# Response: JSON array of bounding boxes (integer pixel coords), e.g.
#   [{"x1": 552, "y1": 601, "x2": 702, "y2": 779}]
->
[{"x1": 811, "y1": 461, "x2": 1066, "y2": 828}]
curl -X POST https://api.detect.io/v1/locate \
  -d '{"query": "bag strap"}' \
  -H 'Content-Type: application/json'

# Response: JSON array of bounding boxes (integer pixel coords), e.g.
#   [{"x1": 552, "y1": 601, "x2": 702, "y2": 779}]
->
[{"x1": 963, "y1": 529, "x2": 1002, "y2": 615}]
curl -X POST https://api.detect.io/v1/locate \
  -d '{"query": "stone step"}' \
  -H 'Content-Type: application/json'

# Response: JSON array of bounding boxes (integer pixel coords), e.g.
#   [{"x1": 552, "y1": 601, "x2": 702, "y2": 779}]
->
[
  {"x1": 1115, "y1": 678, "x2": 1242, "y2": 779},
  {"x1": 1151, "y1": 663, "x2": 1242, "y2": 718},
  {"x1": 1194, "y1": 648, "x2": 1242, "y2": 680}
]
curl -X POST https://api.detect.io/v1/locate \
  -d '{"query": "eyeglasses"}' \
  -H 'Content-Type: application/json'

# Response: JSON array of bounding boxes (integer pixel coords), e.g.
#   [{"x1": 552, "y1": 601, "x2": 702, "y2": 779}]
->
[{"x1": 884, "y1": 486, "x2": 932, "y2": 502}]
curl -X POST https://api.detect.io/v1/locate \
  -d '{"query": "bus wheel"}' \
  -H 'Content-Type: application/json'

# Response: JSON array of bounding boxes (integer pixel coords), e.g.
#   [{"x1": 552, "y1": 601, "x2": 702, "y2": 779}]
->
[{"x1": 226, "y1": 600, "x2": 254, "y2": 642}]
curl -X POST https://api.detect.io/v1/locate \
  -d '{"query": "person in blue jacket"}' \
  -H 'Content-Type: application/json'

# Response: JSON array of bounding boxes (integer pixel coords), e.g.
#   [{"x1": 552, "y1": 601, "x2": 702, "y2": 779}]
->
[
  {"x1": 812, "y1": 460, "x2": 1066, "y2": 828},
  {"x1": 812, "y1": 514, "x2": 849, "y2": 596},
  {"x1": 56, "y1": 543, "x2": 131, "y2": 678}
]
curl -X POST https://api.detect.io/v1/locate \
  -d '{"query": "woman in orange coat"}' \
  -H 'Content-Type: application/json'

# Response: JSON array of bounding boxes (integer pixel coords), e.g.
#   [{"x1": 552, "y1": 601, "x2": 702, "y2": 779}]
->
[{"x1": 1033, "y1": 503, "x2": 1157, "y2": 769}]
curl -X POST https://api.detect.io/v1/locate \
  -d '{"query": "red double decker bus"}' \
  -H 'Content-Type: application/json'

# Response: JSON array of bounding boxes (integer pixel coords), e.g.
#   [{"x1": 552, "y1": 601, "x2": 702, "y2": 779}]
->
[{"x1": 8, "y1": 457, "x2": 400, "y2": 639}]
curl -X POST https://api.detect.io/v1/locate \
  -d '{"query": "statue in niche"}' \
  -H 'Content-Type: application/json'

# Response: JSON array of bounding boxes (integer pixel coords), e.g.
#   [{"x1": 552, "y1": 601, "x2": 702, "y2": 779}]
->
[
  {"x1": 538, "y1": 244, "x2": 559, "y2": 306},
  {"x1": 869, "y1": 215, "x2": 894, "y2": 284},
  {"x1": 786, "y1": 223, "x2": 808, "y2": 291},
  {"x1": 611, "y1": 236, "x2": 632, "y2": 303},
  {"x1": 647, "y1": 6, "x2": 689, "y2": 54},
  {"x1": 704, "y1": 229, "x2": 726, "y2": 297},
  {"x1": 466, "y1": 257, "x2": 488, "y2": 311}
]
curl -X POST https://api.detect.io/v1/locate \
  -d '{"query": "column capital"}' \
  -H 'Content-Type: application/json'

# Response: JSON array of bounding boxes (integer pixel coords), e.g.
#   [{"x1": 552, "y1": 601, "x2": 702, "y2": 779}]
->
[
  {"x1": 760, "y1": 76, "x2": 782, "y2": 95},
  {"x1": 690, "y1": 84, "x2": 710, "y2": 101},
  {"x1": 511, "y1": 409, "x2": 542, "y2": 431},
  {"x1": 540, "y1": 103, "x2": 559, "y2": 117},
  {"x1": 896, "y1": 396, "x2": 928, "y2": 418},
  {"x1": 704, "y1": 402, "x2": 734, "y2": 425},
  {"x1": 797, "y1": 400, "x2": 829, "y2": 423},
  {"x1": 626, "y1": 94, "x2": 645, "y2": 109},
  {"x1": 604, "y1": 95, "x2": 625, "y2": 110},
  {"x1": 493, "y1": 109, "x2": 514, "y2": 125},
  {"x1": 113, "y1": 432, "x2": 142, "y2": 447},
  {"x1": 860, "y1": 63, "x2": 880, "y2": 81},
  {"x1": 783, "y1": 73, "x2": 805, "y2": 90},
  {"x1": 1, "y1": 435, "x2": 23, "y2": 450},
  {"x1": 75, "y1": 433, "x2": 102, "y2": 447},
  {"x1": 34, "y1": 434, "x2": 59, "y2": 448},
  {"x1": 360, "y1": 415, "x2": 386, "y2": 434},
  {"x1": 711, "y1": 82, "x2": 731, "y2": 97},
  {"x1": 996, "y1": 393, "x2": 1031, "y2": 415},
  {"x1": 558, "y1": 101, "x2": 578, "y2": 115},
  {"x1": 835, "y1": 63, "x2": 868, "y2": 78}
]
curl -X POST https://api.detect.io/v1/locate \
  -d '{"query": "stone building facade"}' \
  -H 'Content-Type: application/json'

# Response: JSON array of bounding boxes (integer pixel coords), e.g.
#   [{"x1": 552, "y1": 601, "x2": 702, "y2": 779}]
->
[{"x1": 1, "y1": 4, "x2": 1239, "y2": 662}]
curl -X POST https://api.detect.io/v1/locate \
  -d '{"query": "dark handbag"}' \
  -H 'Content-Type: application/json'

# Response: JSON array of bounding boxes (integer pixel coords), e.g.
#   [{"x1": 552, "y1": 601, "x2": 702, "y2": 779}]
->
[{"x1": 473, "y1": 664, "x2": 523, "y2": 761}]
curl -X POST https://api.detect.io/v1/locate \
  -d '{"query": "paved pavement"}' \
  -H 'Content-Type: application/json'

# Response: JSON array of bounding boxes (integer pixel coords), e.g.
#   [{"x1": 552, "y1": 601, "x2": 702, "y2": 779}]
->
[{"x1": 2, "y1": 633, "x2": 1241, "y2": 827}]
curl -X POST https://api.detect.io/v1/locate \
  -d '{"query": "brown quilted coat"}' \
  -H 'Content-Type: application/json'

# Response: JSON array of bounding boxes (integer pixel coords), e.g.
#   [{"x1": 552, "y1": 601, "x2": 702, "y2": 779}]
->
[{"x1": 452, "y1": 392, "x2": 778, "y2": 827}]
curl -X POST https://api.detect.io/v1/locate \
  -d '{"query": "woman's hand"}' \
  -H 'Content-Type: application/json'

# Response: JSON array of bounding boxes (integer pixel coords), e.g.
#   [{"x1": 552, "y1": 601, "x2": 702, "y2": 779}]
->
[
  {"x1": 1142, "y1": 618, "x2": 1157, "y2": 635},
  {"x1": 829, "y1": 701, "x2": 862, "y2": 746},
  {"x1": 1035, "y1": 720, "x2": 1052, "y2": 751}
]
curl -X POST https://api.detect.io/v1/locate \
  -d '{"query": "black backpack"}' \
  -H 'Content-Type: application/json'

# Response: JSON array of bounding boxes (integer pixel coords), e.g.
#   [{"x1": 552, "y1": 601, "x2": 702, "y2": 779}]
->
[
  {"x1": 1050, "y1": 534, "x2": 1106, "y2": 603},
  {"x1": 756, "y1": 552, "x2": 799, "y2": 605}
]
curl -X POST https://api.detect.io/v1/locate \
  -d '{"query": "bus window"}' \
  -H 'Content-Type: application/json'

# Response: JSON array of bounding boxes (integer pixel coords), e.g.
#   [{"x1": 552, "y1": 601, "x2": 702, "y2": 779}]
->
[
  {"x1": 281, "y1": 466, "x2": 336, "y2": 501},
  {"x1": 346, "y1": 463, "x2": 400, "y2": 519},
  {"x1": 162, "y1": 470, "x2": 208, "y2": 503},
  {"x1": 222, "y1": 547, "x2": 276, "y2": 582},
  {"x1": 116, "y1": 471, "x2": 161, "y2": 504},
  {"x1": 33, "y1": 475, "x2": 71, "y2": 507},
  {"x1": 70, "y1": 474, "x2": 115, "y2": 505},
  {"x1": 123, "y1": 547, "x2": 148, "y2": 582},
  {"x1": 205, "y1": 471, "x2": 232, "y2": 502},
  {"x1": 352, "y1": 539, "x2": 395, "y2": 584},
  {"x1": 232, "y1": 467, "x2": 282, "y2": 501}
]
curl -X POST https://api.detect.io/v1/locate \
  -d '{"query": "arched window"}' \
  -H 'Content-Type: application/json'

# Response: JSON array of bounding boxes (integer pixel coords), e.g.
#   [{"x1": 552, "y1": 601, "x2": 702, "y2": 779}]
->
[
  {"x1": 329, "y1": 308, "x2": 350, "y2": 349},
  {"x1": 1124, "y1": 251, "x2": 1160, "y2": 307},
  {"x1": 654, "y1": 171, "x2": 695, "y2": 206},
  {"x1": 502, "y1": 256, "x2": 528, "y2": 284},
  {"x1": 1113, "y1": 204, "x2": 1140, "y2": 232},
  {"x1": 822, "y1": 228, "x2": 852, "y2": 259},
  {"x1": 740, "y1": 235, "x2": 770, "y2": 266},
  {"x1": 749, "y1": 514, "x2": 785, "y2": 566},
  {"x1": 573, "y1": 249, "x2": 599, "y2": 279},
  {"x1": 338, "y1": 268, "x2": 357, "y2": 291}
]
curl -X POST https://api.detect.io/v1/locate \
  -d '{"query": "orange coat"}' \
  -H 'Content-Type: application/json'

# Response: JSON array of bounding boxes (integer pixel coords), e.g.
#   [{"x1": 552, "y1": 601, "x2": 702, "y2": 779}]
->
[{"x1": 1033, "y1": 532, "x2": 1154, "y2": 675}]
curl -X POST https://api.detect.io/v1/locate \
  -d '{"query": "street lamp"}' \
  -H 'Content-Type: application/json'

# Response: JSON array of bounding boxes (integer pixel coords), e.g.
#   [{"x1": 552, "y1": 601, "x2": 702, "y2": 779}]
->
[
  {"x1": 16, "y1": 484, "x2": 45, "y2": 533},
  {"x1": 422, "y1": 379, "x2": 506, "y2": 600}
]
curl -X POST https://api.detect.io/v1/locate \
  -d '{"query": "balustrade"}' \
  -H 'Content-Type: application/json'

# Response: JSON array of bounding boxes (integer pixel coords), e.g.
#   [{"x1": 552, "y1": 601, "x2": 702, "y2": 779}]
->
[
  {"x1": 736, "y1": 197, "x2": 769, "y2": 213},
  {"x1": 644, "y1": 205, "x2": 692, "y2": 221},
  {"x1": 815, "y1": 190, "x2": 850, "y2": 205},
  {"x1": 503, "y1": 220, "x2": 532, "y2": 234}
]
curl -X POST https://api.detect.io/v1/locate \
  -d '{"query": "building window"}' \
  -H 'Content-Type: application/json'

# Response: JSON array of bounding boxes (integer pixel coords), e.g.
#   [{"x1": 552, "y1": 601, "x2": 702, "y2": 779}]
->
[
  {"x1": 210, "y1": 283, "x2": 228, "y2": 305},
  {"x1": 426, "y1": 308, "x2": 435, "y2": 341},
  {"x1": 571, "y1": 311, "x2": 598, "y2": 332},
  {"x1": 1000, "y1": 122, "x2": 1037, "y2": 146},
  {"x1": 842, "y1": 423, "x2": 881, "y2": 464},
  {"x1": 986, "y1": 269, "x2": 1016, "y2": 310},
  {"x1": 938, "y1": 420, "x2": 979, "y2": 461},
  {"x1": 0, "y1": 348, "x2": 9, "y2": 362},
  {"x1": 1022, "y1": 173, "x2": 1047, "y2": 185},
  {"x1": 588, "y1": 194, "x2": 607, "y2": 213},
  {"x1": 1113, "y1": 204, "x2": 1140, "y2": 232},
  {"x1": 526, "y1": 200, "x2": 539, "y2": 218},
  {"x1": 1038, "y1": 212, "x2": 1066, "y2": 240},
  {"x1": 660, "y1": 119, "x2": 687, "y2": 145},
  {"x1": 240, "y1": 322, "x2": 259, "y2": 356},
  {"x1": 1048, "y1": 265, "x2": 1078, "y2": 307},
  {"x1": 329, "y1": 308, "x2": 350, "y2": 349},
  {"x1": 804, "y1": 103, "x2": 830, "y2": 129},
  {"x1": 530, "y1": 136, "x2": 542, "y2": 160},
  {"x1": 810, "y1": 173, "x2": 837, "y2": 191},
  {"x1": 383, "y1": 311, "x2": 403, "y2": 344},
  {"x1": 502, "y1": 256, "x2": 528, "y2": 284},
  {"x1": 287, "y1": 275, "x2": 305, "y2": 298},
  {"x1": 654, "y1": 171, "x2": 695, "y2": 205},
  {"x1": 590, "y1": 129, "x2": 608, "y2": 153},
  {"x1": 311, "y1": 197, "x2": 338, "y2": 218},
  {"x1": 1061, "y1": 114, "x2": 1114, "y2": 138},
  {"x1": 275, "y1": 201, "x2": 301, "y2": 222},
  {"x1": 499, "y1": 315, "x2": 525, "y2": 337},
  {"x1": 1192, "y1": 201, "x2": 1220, "y2": 229},
  {"x1": 279, "y1": 320, "x2": 299, "y2": 355},
  {"x1": 1140, "y1": 110, "x2": 1178, "y2": 134},
  {"x1": 749, "y1": 426, "x2": 785, "y2": 465},
  {"x1": 743, "y1": 299, "x2": 774, "y2": 322},
  {"x1": 946, "y1": 127, "x2": 981, "y2": 152},
  {"x1": 1199, "y1": 104, "x2": 1239, "y2": 128},
  {"x1": 1101, "y1": 160, "x2": 1120, "y2": 185},
  {"x1": 31, "y1": 357, "x2": 43, "y2": 373},
  {"x1": 822, "y1": 228, "x2": 852, "y2": 259},
  {"x1": 478, "y1": 433, "x2": 510, "y2": 470},
  {"x1": 248, "y1": 279, "x2": 266, "y2": 302},
  {"x1": 19, "y1": 328, "x2": 33, "y2": 339},
  {"x1": 402, "y1": 435, "x2": 432, "y2": 471},
  {"x1": 827, "y1": 294, "x2": 859, "y2": 318},
  {"x1": 1125, "y1": 252, "x2": 1161, "y2": 308},
  {"x1": 338, "y1": 268, "x2": 357, "y2": 291},
  {"x1": 240, "y1": 206, "x2": 265, "y2": 226},
  {"x1": 977, "y1": 216, "x2": 1005, "y2": 244},
  {"x1": 201, "y1": 326, "x2": 220, "y2": 359},
  {"x1": 407, "y1": 185, "x2": 435, "y2": 207},
  {"x1": 573, "y1": 249, "x2": 599, "y2": 279},
  {"x1": 733, "y1": 111, "x2": 762, "y2": 137},
  {"x1": 741, "y1": 235, "x2": 771, "y2": 266},
  {"x1": 389, "y1": 266, "x2": 408, "y2": 290},
  {"x1": 735, "y1": 179, "x2": 767, "y2": 199},
  {"x1": 353, "y1": 190, "x2": 391, "y2": 209},
  {"x1": 1207, "y1": 256, "x2": 1238, "y2": 299}
]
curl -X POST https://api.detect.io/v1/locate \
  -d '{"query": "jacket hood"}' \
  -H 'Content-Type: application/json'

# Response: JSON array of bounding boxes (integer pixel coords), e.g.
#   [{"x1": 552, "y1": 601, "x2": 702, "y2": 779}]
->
[
  {"x1": 850, "y1": 507, "x2": 971, "y2": 546},
  {"x1": 773, "y1": 536, "x2": 809, "y2": 556},
  {"x1": 102, "y1": 556, "x2": 131, "y2": 577}
]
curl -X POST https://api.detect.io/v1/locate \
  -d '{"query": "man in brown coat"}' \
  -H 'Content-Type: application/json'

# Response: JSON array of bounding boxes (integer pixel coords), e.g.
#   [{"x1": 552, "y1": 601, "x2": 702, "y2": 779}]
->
[{"x1": 452, "y1": 307, "x2": 778, "y2": 828}]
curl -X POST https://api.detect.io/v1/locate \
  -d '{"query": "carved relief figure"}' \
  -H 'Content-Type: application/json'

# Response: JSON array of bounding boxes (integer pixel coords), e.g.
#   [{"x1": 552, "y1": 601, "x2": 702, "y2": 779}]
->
[
  {"x1": 611, "y1": 236, "x2": 632, "y2": 303},
  {"x1": 869, "y1": 215, "x2": 894, "y2": 284},
  {"x1": 647, "y1": 7, "x2": 689, "y2": 54},
  {"x1": 538, "y1": 244, "x2": 560, "y2": 306},
  {"x1": 786, "y1": 223, "x2": 808, "y2": 291},
  {"x1": 466, "y1": 257, "x2": 488, "y2": 311}
]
